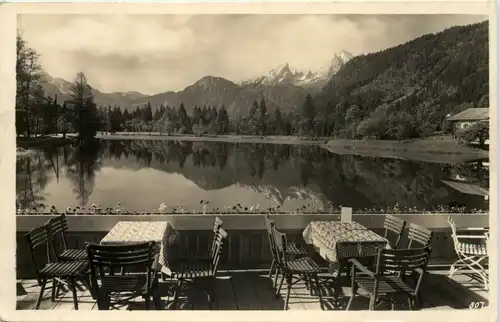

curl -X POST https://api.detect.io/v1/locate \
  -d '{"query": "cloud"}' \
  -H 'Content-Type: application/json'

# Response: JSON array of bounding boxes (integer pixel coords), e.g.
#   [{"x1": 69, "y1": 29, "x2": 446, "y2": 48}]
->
[{"x1": 18, "y1": 14, "x2": 487, "y2": 94}]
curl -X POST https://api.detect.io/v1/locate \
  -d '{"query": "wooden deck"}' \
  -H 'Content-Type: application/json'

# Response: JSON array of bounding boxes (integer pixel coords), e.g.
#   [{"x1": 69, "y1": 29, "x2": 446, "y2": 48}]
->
[{"x1": 16, "y1": 269, "x2": 489, "y2": 311}]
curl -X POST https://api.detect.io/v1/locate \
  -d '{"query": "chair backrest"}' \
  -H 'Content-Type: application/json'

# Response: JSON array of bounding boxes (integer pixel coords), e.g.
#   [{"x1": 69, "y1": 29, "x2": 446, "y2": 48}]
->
[
  {"x1": 46, "y1": 214, "x2": 69, "y2": 256},
  {"x1": 447, "y1": 216, "x2": 460, "y2": 247},
  {"x1": 383, "y1": 215, "x2": 406, "y2": 249},
  {"x1": 406, "y1": 222, "x2": 433, "y2": 248},
  {"x1": 86, "y1": 242, "x2": 155, "y2": 294},
  {"x1": 25, "y1": 224, "x2": 54, "y2": 285},
  {"x1": 375, "y1": 245, "x2": 432, "y2": 276},
  {"x1": 271, "y1": 225, "x2": 288, "y2": 267},
  {"x1": 210, "y1": 217, "x2": 223, "y2": 258},
  {"x1": 211, "y1": 227, "x2": 228, "y2": 275},
  {"x1": 264, "y1": 216, "x2": 278, "y2": 259}
]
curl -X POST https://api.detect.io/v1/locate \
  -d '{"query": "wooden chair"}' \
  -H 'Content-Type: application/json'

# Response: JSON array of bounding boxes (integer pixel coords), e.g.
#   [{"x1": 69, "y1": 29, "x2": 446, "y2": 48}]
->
[
  {"x1": 183, "y1": 217, "x2": 223, "y2": 261},
  {"x1": 171, "y1": 227, "x2": 228, "y2": 310},
  {"x1": 448, "y1": 216, "x2": 489, "y2": 290},
  {"x1": 406, "y1": 223, "x2": 433, "y2": 248},
  {"x1": 25, "y1": 224, "x2": 88, "y2": 310},
  {"x1": 383, "y1": 215, "x2": 406, "y2": 249},
  {"x1": 346, "y1": 245, "x2": 432, "y2": 311},
  {"x1": 47, "y1": 214, "x2": 88, "y2": 261},
  {"x1": 265, "y1": 216, "x2": 309, "y2": 289},
  {"x1": 86, "y1": 241, "x2": 162, "y2": 310},
  {"x1": 272, "y1": 225, "x2": 323, "y2": 310}
]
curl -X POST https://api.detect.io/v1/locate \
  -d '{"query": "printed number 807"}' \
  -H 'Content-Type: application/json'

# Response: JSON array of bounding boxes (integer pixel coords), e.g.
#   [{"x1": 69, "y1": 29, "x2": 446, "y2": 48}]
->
[{"x1": 469, "y1": 302, "x2": 486, "y2": 309}]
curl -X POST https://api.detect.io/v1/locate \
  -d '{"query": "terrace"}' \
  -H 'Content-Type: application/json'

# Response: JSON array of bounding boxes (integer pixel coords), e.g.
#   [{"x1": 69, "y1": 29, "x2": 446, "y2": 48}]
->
[{"x1": 16, "y1": 213, "x2": 491, "y2": 311}]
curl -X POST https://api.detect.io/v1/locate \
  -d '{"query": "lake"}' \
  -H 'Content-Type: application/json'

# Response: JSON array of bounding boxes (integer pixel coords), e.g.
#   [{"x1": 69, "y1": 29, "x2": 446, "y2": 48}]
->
[{"x1": 16, "y1": 139, "x2": 489, "y2": 214}]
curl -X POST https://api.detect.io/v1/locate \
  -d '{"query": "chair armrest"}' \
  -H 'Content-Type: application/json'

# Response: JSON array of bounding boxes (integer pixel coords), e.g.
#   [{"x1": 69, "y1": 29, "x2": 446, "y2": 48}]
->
[
  {"x1": 152, "y1": 253, "x2": 160, "y2": 271},
  {"x1": 456, "y1": 234, "x2": 488, "y2": 239},
  {"x1": 348, "y1": 258, "x2": 375, "y2": 277},
  {"x1": 413, "y1": 267, "x2": 425, "y2": 275}
]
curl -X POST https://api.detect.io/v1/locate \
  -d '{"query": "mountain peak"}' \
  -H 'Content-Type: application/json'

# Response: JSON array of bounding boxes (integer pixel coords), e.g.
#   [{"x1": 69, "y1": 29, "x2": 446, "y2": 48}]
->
[{"x1": 241, "y1": 50, "x2": 353, "y2": 90}]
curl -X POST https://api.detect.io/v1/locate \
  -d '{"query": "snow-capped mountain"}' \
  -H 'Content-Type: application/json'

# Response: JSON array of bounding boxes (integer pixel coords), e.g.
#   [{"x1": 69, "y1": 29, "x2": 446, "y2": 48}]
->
[{"x1": 241, "y1": 51, "x2": 354, "y2": 90}]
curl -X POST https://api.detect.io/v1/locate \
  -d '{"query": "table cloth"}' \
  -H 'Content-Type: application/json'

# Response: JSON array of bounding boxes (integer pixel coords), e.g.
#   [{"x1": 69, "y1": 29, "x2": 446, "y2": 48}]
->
[
  {"x1": 302, "y1": 221, "x2": 387, "y2": 263},
  {"x1": 101, "y1": 221, "x2": 177, "y2": 275}
]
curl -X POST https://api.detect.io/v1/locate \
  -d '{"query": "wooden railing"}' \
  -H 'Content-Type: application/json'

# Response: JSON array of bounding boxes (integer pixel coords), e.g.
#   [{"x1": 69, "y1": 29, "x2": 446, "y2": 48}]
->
[
  {"x1": 16, "y1": 213, "x2": 490, "y2": 279},
  {"x1": 16, "y1": 213, "x2": 489, "y2": 232}
]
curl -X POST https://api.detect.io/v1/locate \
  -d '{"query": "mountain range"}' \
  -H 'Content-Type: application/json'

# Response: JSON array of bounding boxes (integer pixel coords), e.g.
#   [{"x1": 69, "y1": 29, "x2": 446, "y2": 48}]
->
[
  {"x1": 41, "y1": 20, "x2": 489, "y2": 132},
  {"x1": 41, "y1": 52, "x2": 353, "y2": 118}
]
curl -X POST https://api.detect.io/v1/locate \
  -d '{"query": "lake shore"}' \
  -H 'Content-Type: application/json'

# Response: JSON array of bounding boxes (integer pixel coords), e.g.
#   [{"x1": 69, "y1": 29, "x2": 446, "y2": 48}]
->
[
  {"x1": 95, "y1": 132, "x2": 488, "y2": 158},
  {"x1": 325, "y1": 138, "x2": 489, "y2": 163},
  {"x1": 95, "y1": 132, "x2": 327, "y2": 145},
  {"x1": 16, "y1": 136, "x2": 74, "y2": 149}
]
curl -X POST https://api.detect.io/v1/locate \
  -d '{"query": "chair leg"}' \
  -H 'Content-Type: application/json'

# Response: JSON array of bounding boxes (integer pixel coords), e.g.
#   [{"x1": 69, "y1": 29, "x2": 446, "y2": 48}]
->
[
  {"x1": 144, "y1": 295, "x2": 150, "y2": 310},
  {"x1": 284, "y1": 274, "x2": 292, "y2": 311},
  {"x1": 273, "y1": 267, "x2": 280, "y2": 289},
  {"x1": 276, "y1": 274, "x2": 285, "y2": 297},
  {"x1": 268, "y1": 258, "x2": 276, "y2": 278},
  {"x1": 51, "y1": 278, "x2": 57, "y2": 302},
  {"x1": 346, "y1": 286, "x2": 356, "y2": 311},
  {"x1": 172, "y1": 278, "x2": 183, "y2": 310},
  {"x1": 407, "y1": 295, "x2": 414, "y2": 311},
  {"x1": 153, "y1": 288, "x2": 162, "y2": 310},
  {"x1": 96, "y1": 293, "x2": 111, "y2": 310},
  {"x1": 369, "y1": 295, "x2": 376, "y2": 310},
  {"x1": 208, "y1": 277, "x2": 216, "y2": 310},
  {"x1": 313, "y1": 274, "x2": 324, "y2": 310},
  {"x1": 35, "y1": 277, "x2": 48, "y2": 310},
  {"x1": 70, "y1": 277, "x2": 79, "y2": 310}
]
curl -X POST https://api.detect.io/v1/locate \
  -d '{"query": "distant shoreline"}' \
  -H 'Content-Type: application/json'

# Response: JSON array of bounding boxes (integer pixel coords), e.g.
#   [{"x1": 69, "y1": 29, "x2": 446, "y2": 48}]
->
[
  {"x1": 17, "y1": 132, "x2": 489, "y2": 162},
  {"x1": 95, "y1": 132, "x2": 327, "y2": 146}
]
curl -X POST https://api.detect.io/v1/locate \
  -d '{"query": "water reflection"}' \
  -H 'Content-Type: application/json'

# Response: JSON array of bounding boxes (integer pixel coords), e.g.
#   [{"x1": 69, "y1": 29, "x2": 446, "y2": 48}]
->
[{"x1": 16, "y1": 139, "x2": 489, "y2": 213}]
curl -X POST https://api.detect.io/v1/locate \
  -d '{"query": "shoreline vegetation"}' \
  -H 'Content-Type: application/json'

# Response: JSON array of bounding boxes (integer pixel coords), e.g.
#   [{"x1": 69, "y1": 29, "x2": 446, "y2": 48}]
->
[{"x1": 17, "y1": 132, "x2": 488, "y2": 163}]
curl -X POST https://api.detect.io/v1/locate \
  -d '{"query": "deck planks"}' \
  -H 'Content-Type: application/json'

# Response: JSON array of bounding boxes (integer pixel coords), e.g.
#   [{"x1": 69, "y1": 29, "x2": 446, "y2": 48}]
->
[{"x1": 16, "y1": 270, "x2": 489, "y2": 311}]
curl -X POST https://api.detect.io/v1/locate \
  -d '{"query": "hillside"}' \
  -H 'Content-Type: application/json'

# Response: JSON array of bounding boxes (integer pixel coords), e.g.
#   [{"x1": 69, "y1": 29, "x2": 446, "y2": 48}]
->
[{"x1": 314, "y1": 21, "x2": 489, "y2": 139}]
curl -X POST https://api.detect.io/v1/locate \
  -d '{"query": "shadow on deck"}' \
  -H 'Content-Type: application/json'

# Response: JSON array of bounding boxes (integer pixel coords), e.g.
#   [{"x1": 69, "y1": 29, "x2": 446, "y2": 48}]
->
[{"x1": 17, "y1": 270, "x2": 489, "y2": 311}]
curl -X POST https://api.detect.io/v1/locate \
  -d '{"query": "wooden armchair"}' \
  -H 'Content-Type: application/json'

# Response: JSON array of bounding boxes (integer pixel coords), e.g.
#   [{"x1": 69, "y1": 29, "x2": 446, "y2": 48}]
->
[
  {"x1": 86, "y1": 241, "x2": 161, "y2": 310},
  {"x1": 448, "y1": 216, "x2": 489, "y2": 290},
  {"x1": 346, "y1": 245, "x2": 432, "y2": 310}
]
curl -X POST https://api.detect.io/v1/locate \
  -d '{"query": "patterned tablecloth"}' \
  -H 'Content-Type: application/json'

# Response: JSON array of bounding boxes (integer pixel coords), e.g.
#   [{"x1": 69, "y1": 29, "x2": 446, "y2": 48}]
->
[
  {"x1": 101, "y1": 221, "x2": 177, "y2": 275},
  {"x1": 302, "y1": 221, "x2": 388, "y2": 263}
]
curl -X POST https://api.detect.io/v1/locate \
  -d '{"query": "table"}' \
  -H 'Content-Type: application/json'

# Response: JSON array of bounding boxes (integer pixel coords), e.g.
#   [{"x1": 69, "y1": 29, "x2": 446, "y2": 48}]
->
[
  {"x1": 101, "y1": 221, "x2": 177, "y2": 275},
  {"x1": 302, "y1": 221, "x2": 388, "y2": 270}
]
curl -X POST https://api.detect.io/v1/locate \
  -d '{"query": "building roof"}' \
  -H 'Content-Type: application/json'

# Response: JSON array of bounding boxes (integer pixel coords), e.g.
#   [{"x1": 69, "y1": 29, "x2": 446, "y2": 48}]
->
[
  {"x1": 447, "y1": 108, "x2": 489, "y2": 121},
  {"x1": 442, "y1": 180, "x2": 489, "y2": 197}
]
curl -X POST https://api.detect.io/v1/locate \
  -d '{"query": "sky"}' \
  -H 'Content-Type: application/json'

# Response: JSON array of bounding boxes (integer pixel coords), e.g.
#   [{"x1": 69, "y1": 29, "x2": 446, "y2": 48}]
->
[{"x1": 18, "y1": 14, "x2": 487, "y2": 94}]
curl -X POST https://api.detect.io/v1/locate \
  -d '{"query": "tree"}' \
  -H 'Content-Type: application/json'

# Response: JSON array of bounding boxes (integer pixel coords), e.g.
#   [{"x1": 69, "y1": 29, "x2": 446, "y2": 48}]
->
[
  {"x1": 142, "y1": 102, "x2": 153, "y2": 122},
  {"x1": 66, "y1": 72, "x2": 100, "y2": 140},
  {"x1": 258, "y1": 98, "x2": 267, "y2": 135},
  {"x1": 273, "y1": 108, "x2": 283, "y2": 134},
  {"x1": 16, "y1": 34, "x2": 45, "y2": 138},
  {"x1": 456, "y1": 121, "x2": 489, "y2": 148},
  {"x1": 301, "y1": 94, "x2": 315, "y2": 135},
  {"x1": 217, "y1": 105, "x2": 230, "y2": 134},
  {"x1": 178, "y1": 102, "x2": 190, "y2": 131}
]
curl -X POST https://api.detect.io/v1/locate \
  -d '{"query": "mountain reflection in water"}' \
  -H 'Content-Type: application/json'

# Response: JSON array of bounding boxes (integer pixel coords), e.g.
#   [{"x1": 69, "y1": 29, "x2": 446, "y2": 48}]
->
[{"x1": 16, "y1": 139, "x2": 489, "y2": 213}]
